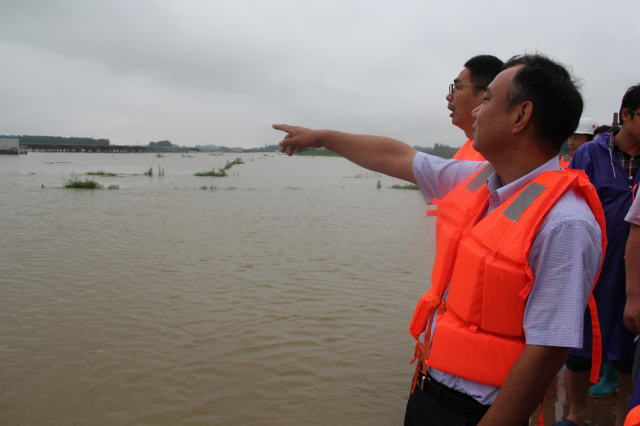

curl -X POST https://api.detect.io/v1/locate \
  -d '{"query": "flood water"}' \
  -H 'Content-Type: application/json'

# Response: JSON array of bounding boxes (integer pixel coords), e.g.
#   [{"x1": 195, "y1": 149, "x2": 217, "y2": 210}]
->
[{"x1": 0, "y1": 152, "x2": 435, "y2": 425}]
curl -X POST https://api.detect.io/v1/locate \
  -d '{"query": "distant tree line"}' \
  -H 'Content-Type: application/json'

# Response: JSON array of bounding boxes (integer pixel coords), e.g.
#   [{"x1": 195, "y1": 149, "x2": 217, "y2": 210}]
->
[
  {"x1": 413, "y1": 143, "x2": 458, "y2": 159},
  {"x1": 242, "y1": 144, "x2": 281, "y2": 153},
  {"x1": 149, "y1": 140, "x2": 174, "y2": 147},
  {"x1": 20, "y1": 136, "x2": 110, "y2": 145}
]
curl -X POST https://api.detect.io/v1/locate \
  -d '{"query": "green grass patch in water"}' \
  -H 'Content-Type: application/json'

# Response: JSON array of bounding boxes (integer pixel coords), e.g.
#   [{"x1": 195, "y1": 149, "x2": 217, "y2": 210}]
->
[
  {"x1": 195, "y1": 158, "x2": 243, "y2": 177},
  {"x1": 64, "y1": 177, "x2": 103, "y2": 189},
  {"x1": 391, "y1": 184, "x2": 420, "y2": 190},
  {"x1": 195, "y1": 168, "x2": 227, "y2": 177},
  {"x1": 86, "y1": 170, "x2": 119, "y2": 177}
]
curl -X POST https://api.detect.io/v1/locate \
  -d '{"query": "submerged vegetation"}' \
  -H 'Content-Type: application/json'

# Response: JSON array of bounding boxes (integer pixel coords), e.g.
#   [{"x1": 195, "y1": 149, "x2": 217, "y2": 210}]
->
[
  {"x1": 195, "y1": 168, "x2": 227, "y2": 177},
  {"x1": 64, "y1": 176, "x2": 103, "y2": 189},
  {"x1": 86, "y1": 170, "x2": 119, "y2": 177},
  {"x1": 198, "y1": 184, "x2": 239, "y2": 191},
  {"x1": 223, "y1": 157, "x2": 244, "y2": 170},
  {"x1": 348, "y1": 172, "x2": 382, "y2": 178},
  {"x1": 391, "y1": 184, "x2": 420, "y2": 190},
  {"x1": 195, "y1": 157, "x2": 243, "y2": 177}
]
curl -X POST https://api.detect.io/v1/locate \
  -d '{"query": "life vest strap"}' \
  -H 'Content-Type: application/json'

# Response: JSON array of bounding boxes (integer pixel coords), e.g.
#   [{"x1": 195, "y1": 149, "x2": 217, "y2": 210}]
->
[
  {"x1": 538, "y1": 398, "x2": 545, "y2": 426},
  {"x1": 409, "y1": 294, "x2": 475, "y2": 393},
  {"x1": 588, "y1": 295, "x2": 602, "y2": 383}
]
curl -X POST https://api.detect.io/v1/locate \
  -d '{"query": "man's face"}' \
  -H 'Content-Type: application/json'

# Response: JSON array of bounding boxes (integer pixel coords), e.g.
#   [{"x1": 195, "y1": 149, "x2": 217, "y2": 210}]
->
[
  {"x1": 471, "y1": 66, "x2": 521, "y2": 156},
  {"x1": 622, "y1": 107, "x2": 640, "y2": 145},
  {"x1": 446, "y1": 68, "x2": 484, "y2": 137},
  {"x1": 568, "y1": 134, "x2": 590, "y2": 156}
]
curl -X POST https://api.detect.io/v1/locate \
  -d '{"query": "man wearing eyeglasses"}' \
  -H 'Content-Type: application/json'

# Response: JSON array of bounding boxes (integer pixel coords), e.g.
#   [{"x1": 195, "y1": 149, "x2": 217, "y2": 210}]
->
[
  {"x1": 448, "y1": 55, "x2": 503, "y2": 161},
  {"x1": 561, "y1": 84, "x2": 640, "y2": 426}
]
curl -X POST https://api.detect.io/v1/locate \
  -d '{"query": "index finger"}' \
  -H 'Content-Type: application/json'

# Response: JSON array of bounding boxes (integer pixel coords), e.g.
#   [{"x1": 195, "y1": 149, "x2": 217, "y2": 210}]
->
[{"x1": 272, "y1": 124, "x2": 293, "y2": 133}]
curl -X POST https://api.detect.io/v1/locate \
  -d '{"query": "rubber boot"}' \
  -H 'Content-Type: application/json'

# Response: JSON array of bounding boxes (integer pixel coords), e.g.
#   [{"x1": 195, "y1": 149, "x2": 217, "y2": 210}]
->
[{"x1": 588, "y1": 362, "x2": 618, "y2": 398}]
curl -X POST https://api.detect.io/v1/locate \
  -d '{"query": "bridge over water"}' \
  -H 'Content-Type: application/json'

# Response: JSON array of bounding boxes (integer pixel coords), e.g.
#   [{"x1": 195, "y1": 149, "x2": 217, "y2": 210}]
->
[{"x1": 22, "y1": 144, "x2": 202, "y2": 154}]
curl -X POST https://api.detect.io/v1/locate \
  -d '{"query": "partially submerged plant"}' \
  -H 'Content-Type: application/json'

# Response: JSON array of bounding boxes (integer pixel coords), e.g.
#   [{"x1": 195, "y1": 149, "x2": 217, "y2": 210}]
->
[
  {"x1": 86, "y1": 170, "x2": 119, "y2": 177},
  {"x1": 64, "y1": 175, "x2": 103, "y2": 189},
  {"x1": 391, "y1": 184, "x2": 419, "y2": 190},
  {"x1": 194, "y1": 168, "x2": 227, "y2": 177}
]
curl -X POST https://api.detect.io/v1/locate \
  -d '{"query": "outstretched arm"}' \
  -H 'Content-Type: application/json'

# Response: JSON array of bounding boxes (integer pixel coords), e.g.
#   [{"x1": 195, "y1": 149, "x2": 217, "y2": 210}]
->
[{"x1": 273, "y1": 124, "x2": 418, "y2": 184}]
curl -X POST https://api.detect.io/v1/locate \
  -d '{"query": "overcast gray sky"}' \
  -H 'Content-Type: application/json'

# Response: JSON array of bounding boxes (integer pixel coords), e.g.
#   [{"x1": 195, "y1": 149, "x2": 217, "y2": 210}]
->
[{"x1": 1, "y1": 0, "x2": 637, "y2": 148}]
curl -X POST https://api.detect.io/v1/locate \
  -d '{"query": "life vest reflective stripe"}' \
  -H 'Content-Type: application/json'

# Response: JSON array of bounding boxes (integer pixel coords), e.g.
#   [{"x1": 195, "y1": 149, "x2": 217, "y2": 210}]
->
[
  {"x1": 409, "y1": 165, "x2": 606, "y2": 391},
  {"x1": 559, "y1": 154, "x2": 571, "y2": 169},
  {"x1": 634, "y1": 182, "x2": 639, "y2": 203},
  {"x1": 453, "y1": 139, "x2": 486, "y2": 162},
  {"x1": 426, "y1": 143, "x2": 485, "y2": 218}
]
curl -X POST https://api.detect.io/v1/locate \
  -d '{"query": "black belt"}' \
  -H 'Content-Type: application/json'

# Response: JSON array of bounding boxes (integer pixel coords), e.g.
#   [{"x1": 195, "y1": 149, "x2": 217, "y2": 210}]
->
[{"x1": 415, "y1": 371, "x2": 490, "y2": 417}]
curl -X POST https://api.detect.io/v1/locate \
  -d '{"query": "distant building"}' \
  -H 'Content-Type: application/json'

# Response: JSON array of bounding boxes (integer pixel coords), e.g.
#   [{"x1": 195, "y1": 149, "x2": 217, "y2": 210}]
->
[{"x1": 0, "y1": 135, "x2": 20, "y2": 154}]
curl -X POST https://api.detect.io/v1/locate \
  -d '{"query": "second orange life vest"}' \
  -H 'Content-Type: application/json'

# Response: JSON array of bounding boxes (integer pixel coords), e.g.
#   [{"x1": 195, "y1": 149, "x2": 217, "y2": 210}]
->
[{"x1": 453, "y1": 139, "x2": 485, "y2": 162}]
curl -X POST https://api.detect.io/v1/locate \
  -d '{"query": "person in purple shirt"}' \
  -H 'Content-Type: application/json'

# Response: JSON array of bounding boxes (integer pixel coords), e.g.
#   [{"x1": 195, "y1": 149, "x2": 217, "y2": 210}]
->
[
  {"x1": 274, "y1": 54, "x2": 602, "y2": 426},
  {"x1": 565, "y1": 84, "x2": 640, "y2": 426}
]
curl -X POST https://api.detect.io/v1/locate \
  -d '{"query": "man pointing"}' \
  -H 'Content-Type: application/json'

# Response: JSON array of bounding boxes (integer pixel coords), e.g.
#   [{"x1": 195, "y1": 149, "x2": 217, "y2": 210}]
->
[{"x1": 274, "y1": 54, "x2": 604, "y2": 426}]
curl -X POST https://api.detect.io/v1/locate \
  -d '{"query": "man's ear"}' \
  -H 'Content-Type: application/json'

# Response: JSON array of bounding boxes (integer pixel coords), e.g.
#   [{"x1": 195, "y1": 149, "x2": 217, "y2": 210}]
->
[
  {"x1": 512, "y1": 101, "x2": 534, "y2": 134},
  {"x1": 621, "y1": 108, "x2": 634, "y2": 124}
]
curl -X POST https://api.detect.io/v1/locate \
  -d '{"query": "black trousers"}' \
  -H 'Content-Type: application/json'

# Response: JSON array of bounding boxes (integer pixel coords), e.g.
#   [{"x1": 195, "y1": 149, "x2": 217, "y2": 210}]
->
[
  {"x1": 403, "y1": 376, "x2": 529, "y2": 426},
  {"x1": 403, "y1": 380, "x2": 488, "y2": 426}
]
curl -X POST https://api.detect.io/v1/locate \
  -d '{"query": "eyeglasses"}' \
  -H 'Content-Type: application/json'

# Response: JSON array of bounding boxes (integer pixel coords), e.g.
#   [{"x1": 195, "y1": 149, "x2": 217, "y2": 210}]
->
[
  {"x1": 627, "y1": 108, "x2": 638, "y2": 117},
  {"x1": 449, "y1": 83, "x2": 486, "y2": 96}
]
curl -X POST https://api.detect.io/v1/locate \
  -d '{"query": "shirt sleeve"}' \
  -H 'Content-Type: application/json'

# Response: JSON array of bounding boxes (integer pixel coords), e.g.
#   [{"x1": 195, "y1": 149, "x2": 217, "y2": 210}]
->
[
  {"x1": 626, "y1": 195, "x2": 640, "y2": 226},
  {"x1": 412, "y1": 152, "x2": 487, "y2": 204},
  {"x1": 523, "y1": 187, "x2": 602, "y2": 347}
]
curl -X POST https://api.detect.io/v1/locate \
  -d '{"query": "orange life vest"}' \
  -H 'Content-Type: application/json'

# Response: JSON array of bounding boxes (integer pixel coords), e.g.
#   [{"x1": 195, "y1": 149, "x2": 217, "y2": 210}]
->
[
  {"x1": 625, "y1": 405, "x2": 640, "y2": 426},
  {"x1": 559, "y1": 154, "x2": 571, "y2": 169},
  {"x1": 410, "y1": 164, "x2": 606, "y2": 390},
  {"x1": 453, "y1": 139, "x2": 485, "y2": 161}
]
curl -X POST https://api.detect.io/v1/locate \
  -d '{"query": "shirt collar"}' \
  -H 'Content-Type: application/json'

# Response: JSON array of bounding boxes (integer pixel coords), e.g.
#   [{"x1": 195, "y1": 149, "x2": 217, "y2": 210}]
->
[
  {"x1": 608, "y1": 132, "x2": 618, "y2": 153},
  {"x1": 485, "y1": 157, "x2": 561, "y2": 210},
  {"x1": 608, "y1": 131, "x2": 640, "y2": 158}
]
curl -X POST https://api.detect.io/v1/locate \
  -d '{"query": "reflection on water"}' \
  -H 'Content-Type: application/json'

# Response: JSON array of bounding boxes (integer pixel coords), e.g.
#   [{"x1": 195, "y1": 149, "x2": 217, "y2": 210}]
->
[{"x1": 0, "y1": 152, "x2": 434, "y2": 425}]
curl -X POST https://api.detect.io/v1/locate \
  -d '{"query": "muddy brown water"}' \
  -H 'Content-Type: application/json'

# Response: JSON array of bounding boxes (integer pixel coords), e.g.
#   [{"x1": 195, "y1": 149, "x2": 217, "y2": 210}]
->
[{"x1": 1, "y1": 152, "x2": 434, "y2": 425}]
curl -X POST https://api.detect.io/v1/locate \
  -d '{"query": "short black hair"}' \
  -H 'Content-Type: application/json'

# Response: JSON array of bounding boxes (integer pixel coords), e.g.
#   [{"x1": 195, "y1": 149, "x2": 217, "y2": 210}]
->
[
  {"x1": 619, "y1": 84, "x2": 640, "y2": 125},
  {"x1": 502, "y1": 53, "x2": 583, "y2": 155},
  {"x1": 593, "y1": 125, "x2": 617, "y2": 136},
  {"x1": 464, "y1": 55, "x2": 504, "y2": 96}
]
